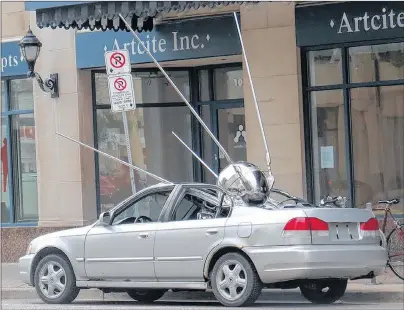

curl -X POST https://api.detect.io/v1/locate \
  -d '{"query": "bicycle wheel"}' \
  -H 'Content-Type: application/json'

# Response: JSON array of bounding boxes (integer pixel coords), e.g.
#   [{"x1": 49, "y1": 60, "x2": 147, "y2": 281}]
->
[{"x1": 387, "y1": 224, "x2": 404, "y2": 281}]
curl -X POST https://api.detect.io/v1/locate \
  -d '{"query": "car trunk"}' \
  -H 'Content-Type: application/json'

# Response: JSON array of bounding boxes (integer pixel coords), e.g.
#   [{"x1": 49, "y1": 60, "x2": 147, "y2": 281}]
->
[{"x1": 302, "y1": 208, "x2": 380, "y2": 245}]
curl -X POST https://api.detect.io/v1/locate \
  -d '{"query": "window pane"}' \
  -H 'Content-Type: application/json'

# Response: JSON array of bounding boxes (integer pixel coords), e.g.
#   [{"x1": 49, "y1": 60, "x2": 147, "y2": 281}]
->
[
  {"x1": 310, "y1": 90, "x2": 348, "y2": 205},
  {"x1": 214, "y1": 67, "x2": 243, "y2": 100},
  {"x1": 218, "y1": 107, "x2": 247, "y2": 172},
  {"x1": 1, "y1": 80, "x2": 6, "y2": 113},
  {"x1": 308, "y1": 49, "x2": 342, "y2": 86},
  {"x1": 10, "y1": 79, "x2": 34, "y2": 110},
  {"x1": 199, "y1": 70, "x2": 210, "y2": 101},
  {"x1": 95, "y1": 71, "x2": 190, "y2": 105},
  {"x1": 1, "y1": 117, "x2": 11, "y2": 223},
  {"x1": 112, "y1": 191, "x2": 172, "y2": 225},
  {"x1": 96, "y1": 107, "x2": 193, "y2": 212},
  {"x1": 351, "y1": 86, "x2": 404, "y2": 214},
  {"x1": 11, "y1": 114, "x2": 38, "y2": 221},
  {"x1": 350, "y1": 42, "x2": 404, "y2": 83}
]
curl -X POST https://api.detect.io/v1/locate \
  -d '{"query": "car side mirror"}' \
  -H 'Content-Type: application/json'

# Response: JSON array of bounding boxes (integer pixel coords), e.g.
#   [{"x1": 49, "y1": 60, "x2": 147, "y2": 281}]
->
[{"x1": 99, "y1": 212, "x2": 111, "y2": 226}]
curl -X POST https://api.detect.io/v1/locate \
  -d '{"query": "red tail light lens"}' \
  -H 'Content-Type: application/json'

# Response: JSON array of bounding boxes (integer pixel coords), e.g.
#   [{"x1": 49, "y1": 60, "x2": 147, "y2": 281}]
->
[
  {"x1": 284, "y1": 217, "x2": 329, "y2": 231},
  {"x1": 360, "y1": 218, "x2": 379, "y2": 231}
]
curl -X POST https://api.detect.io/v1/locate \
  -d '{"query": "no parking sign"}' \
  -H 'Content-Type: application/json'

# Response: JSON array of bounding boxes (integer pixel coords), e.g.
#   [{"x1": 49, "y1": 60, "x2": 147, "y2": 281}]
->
[
  {"x1": 104, "y1": 49, "x2": 136, "y2": 113},
  {"x1": 107, "y1": 73, "x2": 136, "y2": 112}
]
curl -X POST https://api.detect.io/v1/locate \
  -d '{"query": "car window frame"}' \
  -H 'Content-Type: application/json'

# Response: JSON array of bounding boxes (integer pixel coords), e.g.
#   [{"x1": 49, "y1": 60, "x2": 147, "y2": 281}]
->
[
  {"x1": 109, "y1": 184, "x2": 176, "y2": 225},
  {"x1": 165, "y1": 184, "x2": 231, "y2": 222}
]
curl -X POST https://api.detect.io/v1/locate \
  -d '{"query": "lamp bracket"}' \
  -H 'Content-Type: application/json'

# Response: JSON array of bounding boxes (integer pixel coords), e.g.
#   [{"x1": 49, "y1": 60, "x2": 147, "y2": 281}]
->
[{"x1": 33, "y1": 72, "x2": 59, "y2": 98}]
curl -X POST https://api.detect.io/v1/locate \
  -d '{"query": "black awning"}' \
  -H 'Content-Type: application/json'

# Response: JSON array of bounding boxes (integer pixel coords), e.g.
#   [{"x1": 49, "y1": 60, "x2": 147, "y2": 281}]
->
[{"x1": 35, "y1": 1, "x2": 247, "y2": 32}]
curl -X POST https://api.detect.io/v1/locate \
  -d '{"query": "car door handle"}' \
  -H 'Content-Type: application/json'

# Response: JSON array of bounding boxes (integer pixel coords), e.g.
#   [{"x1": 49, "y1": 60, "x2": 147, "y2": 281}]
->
[
  {"x1": 206, "y1": 229, "x2": 219, "y2": 236},
  {"x1": 138, "y1": 233, "x2": 149, "y2": 239}
]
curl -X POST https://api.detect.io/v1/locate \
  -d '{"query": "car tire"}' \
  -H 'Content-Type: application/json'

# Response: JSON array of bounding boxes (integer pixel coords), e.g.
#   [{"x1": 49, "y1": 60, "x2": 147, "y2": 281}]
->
[
  {"x1": 34, "y1": 254, "x2": 80, "y2": 304},
  {"x1": 299, "y1": 279, "x2": 348, "y2": 304},
  {"x1": 127, "y1": 289, "x2": 166, "y2": 303},
  {"x1": 211, "y1": 252, "x2": 262, "y2": 307}
]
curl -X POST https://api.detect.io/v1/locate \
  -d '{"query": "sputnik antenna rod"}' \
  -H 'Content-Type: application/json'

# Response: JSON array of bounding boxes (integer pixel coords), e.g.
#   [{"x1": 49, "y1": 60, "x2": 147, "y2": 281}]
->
[
  {"x1": 118, "y1": 14, "x2": 233, "y2": 166},
  {"x1": 172, "y1": 131, "x2": 219, "y2": 179},
  {"x1": 233, "y1": 12, "x2": 271, "y2": 167},
  {"x1": 118, "y1": 13, "x2": 252, "y2": 192},
  {"x1": 56, "y1": 132, "x2": 172, "y2": 184}
]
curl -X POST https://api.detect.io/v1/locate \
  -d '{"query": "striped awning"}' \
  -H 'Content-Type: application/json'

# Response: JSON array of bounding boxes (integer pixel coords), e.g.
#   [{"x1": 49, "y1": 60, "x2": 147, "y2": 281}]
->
[{"x1": 34, "y1": 1, "x2": 247, "y2": 32}]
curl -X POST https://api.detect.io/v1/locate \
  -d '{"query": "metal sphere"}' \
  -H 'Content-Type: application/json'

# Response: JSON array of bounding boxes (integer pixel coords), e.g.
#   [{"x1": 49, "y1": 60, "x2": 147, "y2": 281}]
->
[{"x1": 217, "y1": 161, "x2": 272, "y2": 205}]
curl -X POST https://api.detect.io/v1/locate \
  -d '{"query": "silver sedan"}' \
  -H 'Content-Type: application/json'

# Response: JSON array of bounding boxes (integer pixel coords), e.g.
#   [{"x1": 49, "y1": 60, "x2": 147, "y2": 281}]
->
[{"x1": 19, "y1": 183, "x2": 387, "y2": 307}]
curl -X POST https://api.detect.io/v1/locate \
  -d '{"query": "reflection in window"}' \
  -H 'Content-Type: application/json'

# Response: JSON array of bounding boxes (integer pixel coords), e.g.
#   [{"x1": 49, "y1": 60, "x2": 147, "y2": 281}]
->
[
  {"x1": 95, "y1": 71, "x2": 190, "y2": 105},
  {"x1": 308, "y1": 49, "x2": 342, "y2": 86},
  {"x1": 96, "y1": 107, "x2": 193, "y2": 212},
  {"x1": 1, "y1": 117, "x2": 10, "y2": 223},
  {"x1": 1, "y1": 80, "x2": 5, "y2": 112},
  {"x1": 11, "y1": 114, "x2": 38, "y2": 221},
  {"x1": 310, "y1": 90, "x2": 348, "y2": 204},
  {"x1": 214, "y1": 68, "x2": 243, "y2": 100},
  {"x1": 10, "y1": 79, "x2": 34, "y2": 110},
  {"x1": 350, "y1": 42, "x2": 404, "y2": 83},
  {"x1": 351, "y1": 86, "x2": 404, "y2": 213}
]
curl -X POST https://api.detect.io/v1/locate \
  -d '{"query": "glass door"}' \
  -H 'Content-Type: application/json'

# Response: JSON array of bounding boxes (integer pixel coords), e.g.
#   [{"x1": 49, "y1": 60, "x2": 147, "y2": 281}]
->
[{"x1": 197, "y1": 65, "x2": 246, "y2": 183}]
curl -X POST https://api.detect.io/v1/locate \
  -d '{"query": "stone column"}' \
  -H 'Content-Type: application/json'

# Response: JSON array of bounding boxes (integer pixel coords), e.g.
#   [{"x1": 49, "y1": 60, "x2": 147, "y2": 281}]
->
[
  {"x1": 240, "y1": 2, "x2": 306, "y2": 197},
  {"x1": 30, "y1": 12, "x2": 96, "y2": 226}
]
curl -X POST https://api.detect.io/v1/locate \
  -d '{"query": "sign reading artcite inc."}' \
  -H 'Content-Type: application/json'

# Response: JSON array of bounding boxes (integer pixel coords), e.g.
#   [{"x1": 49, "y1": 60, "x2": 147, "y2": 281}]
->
[
  {"x1": 296, "y1": 2, "x2": 404, "y2": 46},
  {"x1": 75, "y1": 15, "x2": 240, "y2": 69}
]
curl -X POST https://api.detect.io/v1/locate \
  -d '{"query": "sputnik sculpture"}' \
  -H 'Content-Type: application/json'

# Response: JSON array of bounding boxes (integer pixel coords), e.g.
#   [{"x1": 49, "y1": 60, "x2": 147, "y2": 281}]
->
[{"x1": 57, "y1": 12, "x2": 278, "y2": 208}]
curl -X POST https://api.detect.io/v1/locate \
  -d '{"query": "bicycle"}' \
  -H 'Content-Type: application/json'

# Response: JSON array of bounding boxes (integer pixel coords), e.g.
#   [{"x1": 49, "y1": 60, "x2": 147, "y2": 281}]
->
[{"x1": 372, "y1": 198, "x2": 404, "y2": 281}]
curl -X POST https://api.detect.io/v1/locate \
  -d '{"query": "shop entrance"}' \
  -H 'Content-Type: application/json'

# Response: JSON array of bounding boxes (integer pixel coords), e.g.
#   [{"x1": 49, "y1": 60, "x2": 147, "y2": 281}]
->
[{"x1": 93, "y1": 64, "x2": 245, "y2": 212}]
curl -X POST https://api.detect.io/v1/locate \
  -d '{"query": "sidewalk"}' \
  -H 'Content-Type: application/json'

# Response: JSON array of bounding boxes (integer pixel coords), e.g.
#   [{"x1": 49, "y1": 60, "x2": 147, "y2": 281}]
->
[{"x1": 2, "y1": 263, "x2": 403, "y2": 301}]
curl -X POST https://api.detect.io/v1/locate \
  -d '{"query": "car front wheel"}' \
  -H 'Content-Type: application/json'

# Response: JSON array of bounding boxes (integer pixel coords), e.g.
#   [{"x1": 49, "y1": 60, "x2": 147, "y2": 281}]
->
[
  {"x1": 34, "y1": 254, "x2": 80, "y2": 304},
  {"x1": 211, "y1": 252, "x2": 262, "y2": 307},
  {"x1": 299, "y1": 279, "x2": 348, "y2": 304},
  {"x1": 127, "y1": 289, "x2": 166, "y2": 303}
]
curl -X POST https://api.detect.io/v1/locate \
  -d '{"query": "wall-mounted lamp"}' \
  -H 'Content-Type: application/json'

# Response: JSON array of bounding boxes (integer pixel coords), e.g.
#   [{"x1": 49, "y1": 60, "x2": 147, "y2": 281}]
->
[{"x1": 19, "y1": 28, "x2": 59, "y2": 98}]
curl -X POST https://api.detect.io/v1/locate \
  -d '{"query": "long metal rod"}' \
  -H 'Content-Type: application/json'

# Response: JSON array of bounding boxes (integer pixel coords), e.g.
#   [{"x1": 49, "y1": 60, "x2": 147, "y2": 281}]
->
[
  {"x1": 118, "y1": 13, "x2": 252, "y2": 192},
  {"x1": 233, "y1": 12, "x2": 271, "y2": 167},
  {"x1": 56, "y1": 132, "x2": 172, "y2": 184},
  {"x1": 118, "y1": 14, "x2": 233, "y2": 166},
  {"x1": 172, "y1": 131, "x2": 218, "y2": 179}
]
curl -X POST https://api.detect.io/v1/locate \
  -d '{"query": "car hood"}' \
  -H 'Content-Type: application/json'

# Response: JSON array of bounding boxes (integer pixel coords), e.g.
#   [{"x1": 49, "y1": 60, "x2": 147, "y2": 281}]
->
[{"x1": 34, "y1": 224, "x2": 95, "y2": 243}]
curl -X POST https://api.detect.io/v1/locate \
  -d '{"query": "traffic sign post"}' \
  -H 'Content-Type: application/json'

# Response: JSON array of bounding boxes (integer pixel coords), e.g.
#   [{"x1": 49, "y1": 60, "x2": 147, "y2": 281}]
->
[
  {"x1": 105, "y1": 49, "x2": 137, "y2": 195},
  {"x1": 104, "y1": 49, "x2": 131, "y2": 75},
  {"x1": 107, "y1": 73, "x2": 136, "y2": 113}
]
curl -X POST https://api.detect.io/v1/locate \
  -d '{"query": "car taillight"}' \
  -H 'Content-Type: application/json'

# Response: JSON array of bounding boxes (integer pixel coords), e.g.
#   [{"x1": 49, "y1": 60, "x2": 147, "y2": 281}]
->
[
  {"x1": 360, "y1": 218, "x2": 379, "y2": 231},
  {"x1": 283, "y1": 217, "x2": 329, "y2": 231}
]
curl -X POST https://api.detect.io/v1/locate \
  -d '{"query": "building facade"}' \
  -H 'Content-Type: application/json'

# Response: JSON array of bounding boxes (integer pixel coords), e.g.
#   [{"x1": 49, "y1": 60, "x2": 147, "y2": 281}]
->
[{"x1": 1, "y1": 1, "x2": 403, "y2": 262}]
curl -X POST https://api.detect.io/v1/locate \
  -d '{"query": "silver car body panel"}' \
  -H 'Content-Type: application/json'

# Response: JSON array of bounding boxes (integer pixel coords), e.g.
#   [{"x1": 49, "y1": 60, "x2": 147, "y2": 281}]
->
[{"x1": 19, "y1": 183, "x2": 388, "y2": 289}]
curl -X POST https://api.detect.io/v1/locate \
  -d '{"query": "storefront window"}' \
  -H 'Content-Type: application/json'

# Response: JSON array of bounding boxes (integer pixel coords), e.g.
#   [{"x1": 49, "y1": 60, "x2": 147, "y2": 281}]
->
[
  {"x1": 309, "y1": 49, "x2": 342, "y2": 86},
  {"x1": 351, "y1": 86, "x2": 404, "y2": 209},
  {"x1": 306, "y1": 42, "x2": 404, "y2": 215},
  {"x1": 350, "y1": 43, "x2": 404, "y2": 83},
  {"x1": 214, "y1": 68, "x2": 243, "y2": 100},
  {"x1": 310, "y1": 90, "x2": 347, "y2": 203},
  {"x1": 1, "y1": 78, "x2": 38, "y2": 224},
  {"x1": 95, "y1": 71, "x2": 190, "y2": 106},
  {"x1": 95, "y1": 71, "x2": 193, "y2": 212}
]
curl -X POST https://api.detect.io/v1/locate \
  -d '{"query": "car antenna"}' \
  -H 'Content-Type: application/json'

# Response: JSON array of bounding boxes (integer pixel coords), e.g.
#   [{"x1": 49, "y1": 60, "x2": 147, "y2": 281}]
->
[
  {"x1": 55, "y1": 132, "x2": 172, "y2": 185},
  {"x1": 118, "y1": 13, "x2": 253, "y2": 194},
  {"x1": 233, "y1": 12, "x2": 275, "y2": 189}
]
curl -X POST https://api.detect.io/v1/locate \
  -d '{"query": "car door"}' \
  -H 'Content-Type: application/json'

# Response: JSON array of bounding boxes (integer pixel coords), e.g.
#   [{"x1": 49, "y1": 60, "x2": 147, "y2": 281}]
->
[
  {"x1": 154, "y1": 185, "x2": 228, "y2": 282},
  {"x1": 84, "y1": 185, "x2": 175, "y2": 281}
]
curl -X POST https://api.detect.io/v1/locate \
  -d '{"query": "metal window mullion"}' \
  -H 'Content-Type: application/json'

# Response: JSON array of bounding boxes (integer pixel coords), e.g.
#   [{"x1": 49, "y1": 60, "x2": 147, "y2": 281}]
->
[
  {"x1": 4, "y1": 80, "x2": 15, "y2": 224},
  {"x1": 92, "y1": 71, "x2": 101, "y2": 216},
  {"x1": 342, "y1": 47, "x2": 355, "y2": 208},
  {"x1": 190, "y1": 68, "x2": 202, "y2": 183}
]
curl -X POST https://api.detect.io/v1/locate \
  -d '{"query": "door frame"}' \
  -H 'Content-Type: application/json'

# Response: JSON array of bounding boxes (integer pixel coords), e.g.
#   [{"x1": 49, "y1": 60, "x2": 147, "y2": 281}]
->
[{"x1": 196, "y1": 100, "x2": 245, "y2": 175}]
